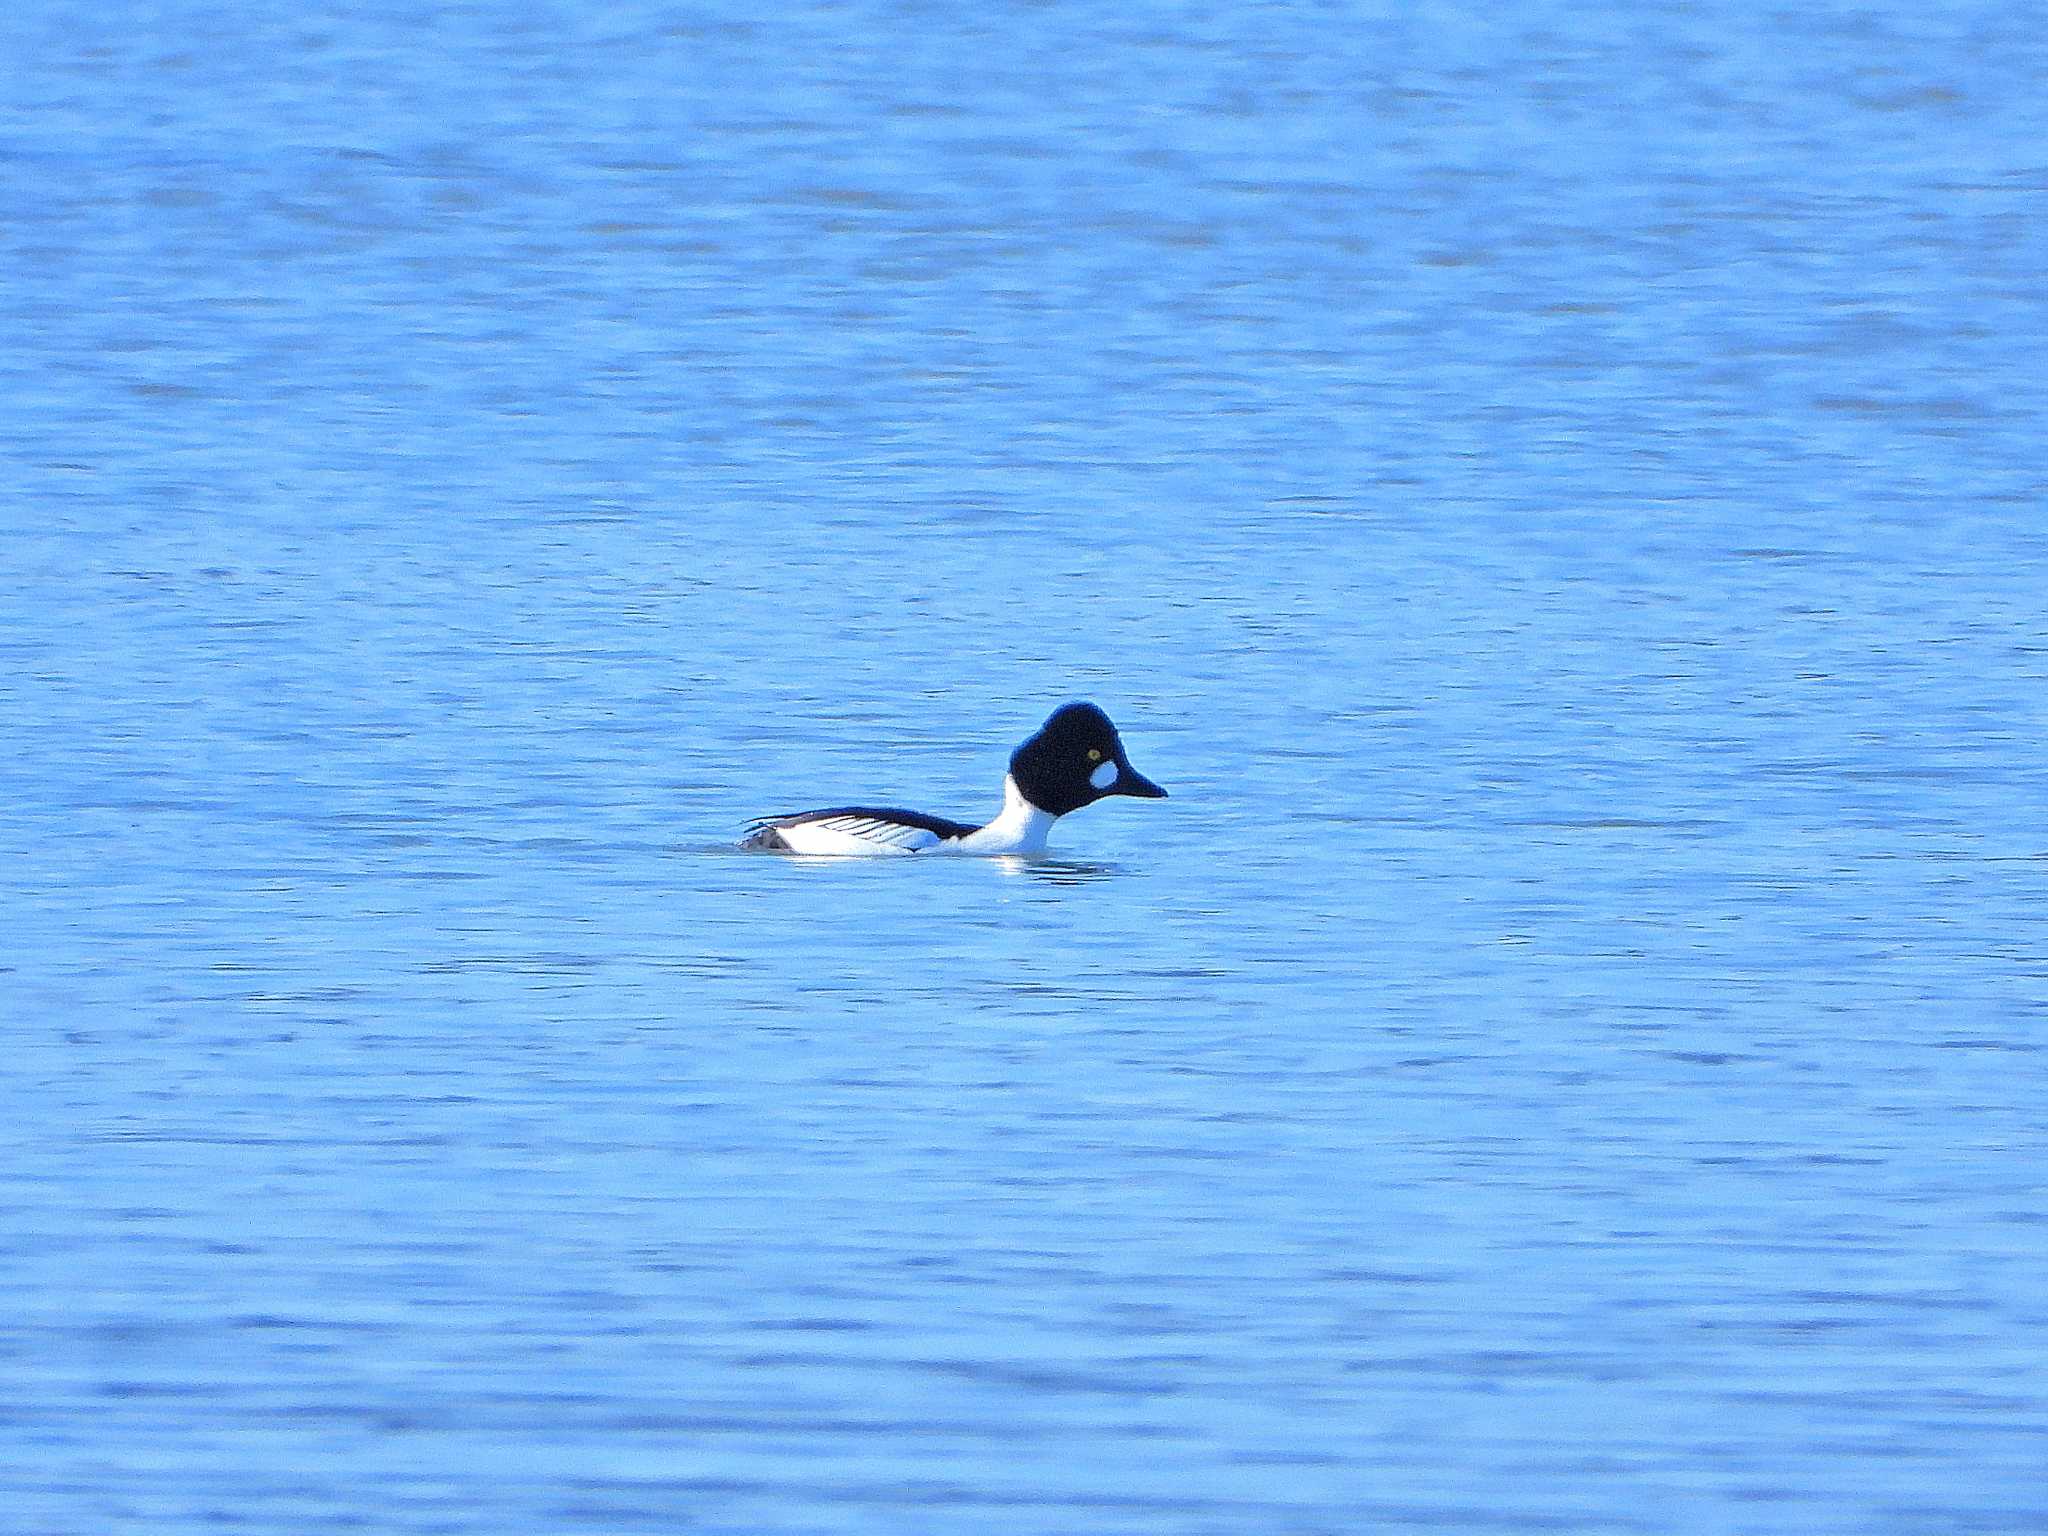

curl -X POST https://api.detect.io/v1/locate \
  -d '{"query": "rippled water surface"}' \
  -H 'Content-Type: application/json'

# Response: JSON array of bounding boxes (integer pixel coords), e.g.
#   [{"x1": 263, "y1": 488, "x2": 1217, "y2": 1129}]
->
[{"x1": 5, "y1": 3, "x2": 2047, "y2": 1532}]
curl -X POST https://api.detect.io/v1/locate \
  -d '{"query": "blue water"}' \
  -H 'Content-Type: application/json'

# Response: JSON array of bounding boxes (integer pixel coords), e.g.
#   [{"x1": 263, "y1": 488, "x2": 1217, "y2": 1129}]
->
[{"x1": 5, "y1": 3, "x2": 2046, "y2": 1531}]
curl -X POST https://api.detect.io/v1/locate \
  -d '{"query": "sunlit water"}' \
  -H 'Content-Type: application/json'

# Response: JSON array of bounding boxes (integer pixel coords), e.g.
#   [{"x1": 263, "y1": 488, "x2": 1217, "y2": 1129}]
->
[{"x1": 4, "y1": 3, "x2": 2046, "y2": 1532}]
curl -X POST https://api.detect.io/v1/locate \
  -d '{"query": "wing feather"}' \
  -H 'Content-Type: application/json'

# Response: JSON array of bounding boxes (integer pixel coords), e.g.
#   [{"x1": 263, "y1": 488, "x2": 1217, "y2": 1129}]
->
[{"x1": 741, "y1": 804, "x2": 976, "y2": 856}]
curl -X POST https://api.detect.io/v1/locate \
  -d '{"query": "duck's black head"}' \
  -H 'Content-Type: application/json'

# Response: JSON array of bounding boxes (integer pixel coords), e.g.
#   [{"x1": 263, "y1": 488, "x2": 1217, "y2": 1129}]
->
[{"x1": 1009, "y1": 702, "x2": 1168, "y2": 817}]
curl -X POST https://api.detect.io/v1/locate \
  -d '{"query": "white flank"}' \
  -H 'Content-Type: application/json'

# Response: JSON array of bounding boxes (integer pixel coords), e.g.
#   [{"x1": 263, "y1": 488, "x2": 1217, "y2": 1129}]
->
[{"x1": 773, "y1": 816, "x2": 941, "y2": 856}]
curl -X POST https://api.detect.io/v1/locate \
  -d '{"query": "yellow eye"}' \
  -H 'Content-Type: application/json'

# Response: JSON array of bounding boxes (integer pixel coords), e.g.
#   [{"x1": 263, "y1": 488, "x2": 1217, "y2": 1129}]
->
[{"x1": 1086, "y1": 748, "x2": 1103, "y2": 763}]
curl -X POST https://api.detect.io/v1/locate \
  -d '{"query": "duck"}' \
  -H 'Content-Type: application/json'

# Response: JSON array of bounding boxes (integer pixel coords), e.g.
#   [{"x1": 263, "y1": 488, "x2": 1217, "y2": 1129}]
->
[{"x1": 742, "y1": 702, "x2": 1166, "y2": 856}]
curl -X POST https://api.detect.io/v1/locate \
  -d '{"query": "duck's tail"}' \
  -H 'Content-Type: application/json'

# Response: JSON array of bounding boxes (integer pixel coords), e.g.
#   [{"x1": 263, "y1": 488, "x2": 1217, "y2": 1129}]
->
[{"x1": 738, "y1": 821, "x2": 792, "y2": 851}]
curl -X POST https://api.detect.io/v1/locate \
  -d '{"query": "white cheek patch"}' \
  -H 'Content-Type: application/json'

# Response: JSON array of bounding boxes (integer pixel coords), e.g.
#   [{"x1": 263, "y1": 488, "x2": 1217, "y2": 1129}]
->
[{"x1": 1089, "y1": 759, "x2": 1119, "y2": 791}]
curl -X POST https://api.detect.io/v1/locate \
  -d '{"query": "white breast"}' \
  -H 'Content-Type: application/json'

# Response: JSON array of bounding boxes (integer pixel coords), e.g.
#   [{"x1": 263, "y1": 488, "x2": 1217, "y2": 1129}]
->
[{"x1": 950, "y1": 776, "x2": 1056, "y2": 855}]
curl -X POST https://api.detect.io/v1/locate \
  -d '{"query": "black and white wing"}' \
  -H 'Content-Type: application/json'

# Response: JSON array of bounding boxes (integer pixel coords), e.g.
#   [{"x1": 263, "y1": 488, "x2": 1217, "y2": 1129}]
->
[{"x1": 741, "y1": 806, "x2": 977, "y2": 856}]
